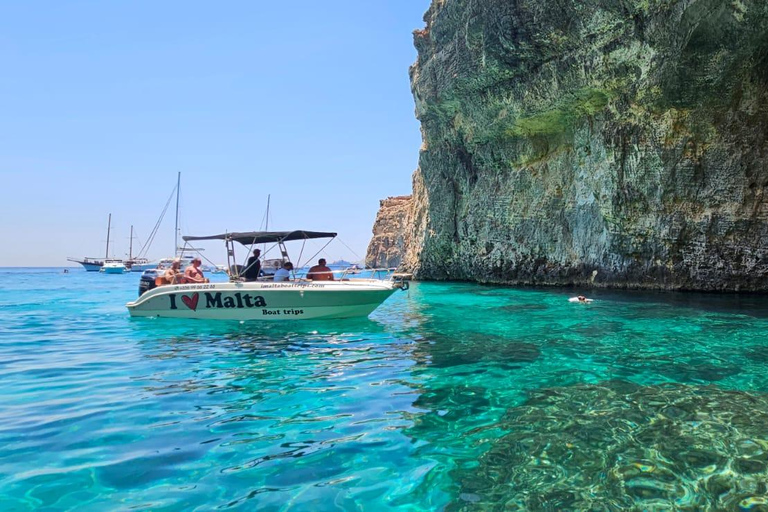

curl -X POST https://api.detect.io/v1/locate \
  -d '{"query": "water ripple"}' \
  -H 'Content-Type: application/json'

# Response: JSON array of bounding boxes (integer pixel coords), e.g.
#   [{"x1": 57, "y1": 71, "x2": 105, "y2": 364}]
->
[{"x1": 2, "y1": 271, "x2": 768, "y2": 510}]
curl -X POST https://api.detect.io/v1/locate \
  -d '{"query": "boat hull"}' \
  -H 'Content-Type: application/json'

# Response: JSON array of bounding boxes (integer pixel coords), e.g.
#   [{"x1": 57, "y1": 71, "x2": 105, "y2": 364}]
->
[
  {"x1": 68, "y1": 259, "x2": 103, "y2": 271},
  {"x1": 126, "y1": 281, "x2": 398, "y2": 320},
  {"x1": 128, "y1": 263, "x2": 156, "y2": 272},
  {"x1": 102, "y1": 266, "x2": 127, "y2": 274}
]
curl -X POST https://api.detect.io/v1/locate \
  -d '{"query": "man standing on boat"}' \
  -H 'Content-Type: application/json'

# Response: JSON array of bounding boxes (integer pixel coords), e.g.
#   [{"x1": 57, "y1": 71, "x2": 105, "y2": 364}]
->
[
  {"x1": 244, "y1": 249, "x2": 261, "y2": 281},
  {"x1": 306, "y1": 258, "x2": 334, "y2": 281},
  {"x1": 184, "y1": 257, "x2": 209, "y2": 283}
]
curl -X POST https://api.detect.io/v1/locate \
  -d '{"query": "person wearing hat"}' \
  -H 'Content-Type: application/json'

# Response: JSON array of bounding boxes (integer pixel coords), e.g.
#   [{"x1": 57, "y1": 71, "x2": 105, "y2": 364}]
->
[
  {"x1": 184, "y1": 257, "x2": 209, "y2": 283},
  {"x1": 244, "y1": 249, "x2": 261, "y2": 282}
]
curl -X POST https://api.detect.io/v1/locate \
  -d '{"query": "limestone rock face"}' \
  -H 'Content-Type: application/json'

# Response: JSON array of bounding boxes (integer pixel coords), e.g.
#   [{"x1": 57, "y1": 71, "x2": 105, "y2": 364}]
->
[
  {"x1": 404, "y1": 0, "x2": 768, "y2": 290},
  {"x1": 366, "y1": 195, "x2": 414, "y2": 269}
]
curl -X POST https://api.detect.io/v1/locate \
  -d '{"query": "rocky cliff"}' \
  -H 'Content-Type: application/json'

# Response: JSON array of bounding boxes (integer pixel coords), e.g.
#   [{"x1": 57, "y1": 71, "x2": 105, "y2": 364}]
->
[
  {"x1": 366, "y1": 195, "x2": 414, "y2": 268},
  {"x1": 399, "y1": 0, "x2": 768, "y2": 290}
]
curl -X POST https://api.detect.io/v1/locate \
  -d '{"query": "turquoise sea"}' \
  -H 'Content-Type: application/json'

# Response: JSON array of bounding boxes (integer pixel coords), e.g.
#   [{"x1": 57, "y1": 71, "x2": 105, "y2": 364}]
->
[{"x1": 2, "y1": 268, "x2": 768, "y2": 511}]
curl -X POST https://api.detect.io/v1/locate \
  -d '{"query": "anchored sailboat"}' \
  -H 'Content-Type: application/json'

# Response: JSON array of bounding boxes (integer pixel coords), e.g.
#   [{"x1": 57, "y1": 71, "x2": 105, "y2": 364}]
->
[
  {"x1": 67, "y1": 214, "x2": 115, "y2": 271},
  {"x1": 147, "y1": 172, "x2": 210, "y2": 272},
  {"x1": 124, "y1": 225, "x2": 155, "y2": 272}
]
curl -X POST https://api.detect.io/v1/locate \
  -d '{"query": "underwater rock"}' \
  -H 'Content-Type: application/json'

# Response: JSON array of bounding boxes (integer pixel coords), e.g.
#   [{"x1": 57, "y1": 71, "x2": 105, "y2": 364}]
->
[
  {"x1": 449, "y1": 380, "x2": 768, "y2": 511},
  {"x1": 745, "y1": 345, "x2": 768, "y2": 363},
  {"x1": 414, "y1": 331, "x2": 541, "y2": 368}
]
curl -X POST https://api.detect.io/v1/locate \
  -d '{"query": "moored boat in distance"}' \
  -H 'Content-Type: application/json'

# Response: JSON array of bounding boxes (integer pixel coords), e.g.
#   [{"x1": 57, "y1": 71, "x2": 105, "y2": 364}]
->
[
  {"x1": 260, "y1": 258, "x2": 283, "y2": 277},
  {"x1": 127, "y1": 230, "x2": 407, "y2": 321},
  {"x1": 125, "y1": 258, "x2": 156, "y2": 272},
  {"x1": 100, "y1": 259, "x2": 128, "y2": 274},
  {"x1": 67, "y1": 256, "x2": 103, "y2": 272},
  {"x1": 68, "y1": 213, "x2": 114, "y2": 271}
]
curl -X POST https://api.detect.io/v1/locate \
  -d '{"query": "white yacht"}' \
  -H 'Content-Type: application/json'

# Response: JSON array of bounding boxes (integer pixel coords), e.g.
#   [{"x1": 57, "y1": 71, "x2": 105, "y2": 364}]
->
[
  {"x1": 125, "y1": 258, "x2": 156, "y2": 272},
  {"x1": 100, "y1": 259, "x2": 128, "y2": 274},
  {"x1": 127, "y1": 230, "x2": 407, "y2": 321}
]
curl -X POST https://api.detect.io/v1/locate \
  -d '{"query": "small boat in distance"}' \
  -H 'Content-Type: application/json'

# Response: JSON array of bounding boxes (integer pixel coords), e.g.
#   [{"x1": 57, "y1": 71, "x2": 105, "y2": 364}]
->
[
  {"x1": 101, "y1": 259, "x2": 128, "y2": 274},
  {"x1": 127, "y1": 230, "x2": 408, "y2": 321},
  {"x1": 260, "y1": 258, "x2": 283, "y2": 277},
  {"x1": 126, "y1": 258, "x2": 155, "y2": 272}
]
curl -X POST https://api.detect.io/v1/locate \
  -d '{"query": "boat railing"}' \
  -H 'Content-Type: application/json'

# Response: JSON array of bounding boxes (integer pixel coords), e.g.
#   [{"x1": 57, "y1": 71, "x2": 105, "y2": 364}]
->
[{"x1": 336, "y1": 267, "x2": 400, "y2": 281}]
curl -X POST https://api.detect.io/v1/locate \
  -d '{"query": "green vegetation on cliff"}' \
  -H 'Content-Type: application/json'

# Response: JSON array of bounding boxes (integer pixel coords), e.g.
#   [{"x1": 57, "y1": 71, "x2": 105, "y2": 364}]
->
[{"x1": 403, "y1": 0, "x2": 768, "y2": 290}]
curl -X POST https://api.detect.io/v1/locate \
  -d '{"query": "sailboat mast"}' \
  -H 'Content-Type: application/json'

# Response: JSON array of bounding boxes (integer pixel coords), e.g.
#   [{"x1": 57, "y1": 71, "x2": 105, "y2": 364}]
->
[
  {"x1": 263, "y1": 194, "x2": 270, "y2": 255},
  {"x1": 105, "y1": 213, "x2": 112, "y2": 259},
  {"x1": 174, "y1": 171, "x2": 180, "y2": 256},
  {"x1": 129, "y1": 225, "x2": 133, "y2": 260}
]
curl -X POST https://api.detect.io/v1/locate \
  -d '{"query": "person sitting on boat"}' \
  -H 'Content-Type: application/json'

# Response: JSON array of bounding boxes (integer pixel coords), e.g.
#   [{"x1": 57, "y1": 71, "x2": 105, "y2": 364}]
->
[
  {"x1": 184, "y1": 257, "x2": 210, "y2": 284},
  {"x1": 273, "y1": 261, "x2": 293, "y2": 282},
  {"x1": 306, "y1": 258, "x2": 334, "y2": 281},
  {"x1": 244, "y1": 249, "x2": 261, "y2": 282},
  {"x1": 162, "y1": 259, "x2": 185, "y2": 285}
]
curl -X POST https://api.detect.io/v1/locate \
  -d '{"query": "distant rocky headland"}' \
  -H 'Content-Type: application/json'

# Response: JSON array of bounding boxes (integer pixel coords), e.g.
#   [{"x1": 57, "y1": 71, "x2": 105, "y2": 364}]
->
[{"x1": 367, "y1": 0, "x2": 768, "y2": 291}]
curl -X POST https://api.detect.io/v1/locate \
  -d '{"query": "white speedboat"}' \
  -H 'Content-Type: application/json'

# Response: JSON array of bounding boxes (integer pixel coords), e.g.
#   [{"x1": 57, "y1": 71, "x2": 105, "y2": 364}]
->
[
  {"x1": 125, "y1": 258, "x2": 156, "y2": 272},
  {"x1": 154, "y1": 252, "x2": 213, "y2": 273},
  {"x1": 260, "y1": 258, "x2": 283, "y2": 277},
  {"x1": 100, "y1": 259, "x2": 128, "y2": 274},
  {"x1": 127, "y1": 230, "x2": 407, "y2": 320}
]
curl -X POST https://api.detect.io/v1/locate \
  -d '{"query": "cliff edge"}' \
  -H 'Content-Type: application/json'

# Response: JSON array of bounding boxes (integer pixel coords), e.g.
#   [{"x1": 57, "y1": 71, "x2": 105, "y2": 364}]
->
[
  {"x1": 366, "y1": 195, "x2": 414, "y2": 269},
  {"x1": 399, "y1": 0, "x2": 768, "y2": 290}
]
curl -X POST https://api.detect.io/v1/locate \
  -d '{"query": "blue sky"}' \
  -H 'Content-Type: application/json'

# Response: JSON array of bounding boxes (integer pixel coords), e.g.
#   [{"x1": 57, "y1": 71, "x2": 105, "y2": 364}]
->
[{"x1": 0, "y1": 1, "x2": 428, "y2": 266}]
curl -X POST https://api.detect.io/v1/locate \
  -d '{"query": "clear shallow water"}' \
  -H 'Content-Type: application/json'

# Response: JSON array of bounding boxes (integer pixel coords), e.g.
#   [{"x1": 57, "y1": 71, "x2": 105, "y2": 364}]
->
[{"x1": 2, "y1": 268, "x2": 768, "y2": 511}]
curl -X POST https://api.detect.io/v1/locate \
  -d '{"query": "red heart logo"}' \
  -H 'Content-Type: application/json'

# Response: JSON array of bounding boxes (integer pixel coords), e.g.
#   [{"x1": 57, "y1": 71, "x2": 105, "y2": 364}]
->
[{"x1": 181, "y1": 293, "x2": 199, "y2": 311}]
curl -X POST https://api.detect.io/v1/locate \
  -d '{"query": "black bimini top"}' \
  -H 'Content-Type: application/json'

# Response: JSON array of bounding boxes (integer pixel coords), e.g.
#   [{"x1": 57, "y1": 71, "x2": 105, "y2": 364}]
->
[{"x1": 183, "y1": 230, "x2": 337, "y2": 246}]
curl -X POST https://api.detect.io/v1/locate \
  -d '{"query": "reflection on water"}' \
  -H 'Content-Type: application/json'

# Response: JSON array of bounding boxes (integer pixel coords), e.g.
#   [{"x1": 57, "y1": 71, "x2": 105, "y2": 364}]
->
[{"x1": 2, "y1": 270, "x2": 768, "y2": 510}]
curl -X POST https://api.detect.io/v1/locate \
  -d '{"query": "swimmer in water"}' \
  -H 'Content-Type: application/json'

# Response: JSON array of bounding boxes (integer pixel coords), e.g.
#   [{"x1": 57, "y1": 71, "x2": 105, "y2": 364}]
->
[{"x1": 569, "y1": 295, "x2": 593, "y2": 303}]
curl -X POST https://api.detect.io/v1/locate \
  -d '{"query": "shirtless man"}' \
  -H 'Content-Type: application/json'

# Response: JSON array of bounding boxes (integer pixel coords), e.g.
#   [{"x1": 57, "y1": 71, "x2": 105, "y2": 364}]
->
[
  {"x1": 306, "y1": 258, "x2": 334, "y2": 281},
  {"x1": 163, "y1": 259, "x2": 185, "y2": 284},
  {"x1": 184, "y1": 257, "x2": 209, "y2": 283}
]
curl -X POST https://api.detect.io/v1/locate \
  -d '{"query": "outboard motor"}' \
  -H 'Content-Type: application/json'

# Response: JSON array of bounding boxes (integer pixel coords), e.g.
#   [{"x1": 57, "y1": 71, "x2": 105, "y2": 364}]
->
[{"x1": 139, "y1": 270, "x2": 158, "y2": 296}]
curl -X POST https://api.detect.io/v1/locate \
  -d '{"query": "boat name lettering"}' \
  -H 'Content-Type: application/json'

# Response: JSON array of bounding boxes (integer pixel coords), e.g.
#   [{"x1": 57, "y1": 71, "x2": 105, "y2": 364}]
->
[
  {"x1": 260, "y1": 283, "x2": 324, "y2": 289},
  {"x1": 169, "y1": 292, "x2": 267, "y2": 310},
  {"x1": 262, "y1": 309, "x2": 304, "y2": 316}
]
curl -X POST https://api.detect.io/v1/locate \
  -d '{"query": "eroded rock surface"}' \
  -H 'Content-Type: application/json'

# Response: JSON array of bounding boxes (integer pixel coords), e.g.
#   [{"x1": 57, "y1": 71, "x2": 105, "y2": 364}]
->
[
  {"x1": 403, "y1": 0, "x2": 768, "y2": 290},
  {"x1": 366, "y1": 195, "x2": 414, "y2": 268}
]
